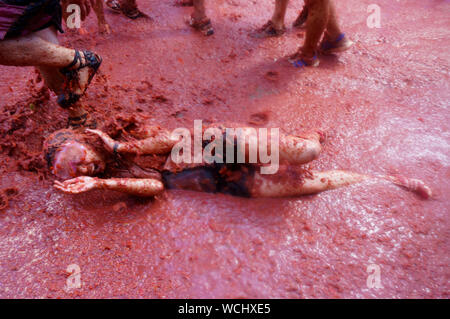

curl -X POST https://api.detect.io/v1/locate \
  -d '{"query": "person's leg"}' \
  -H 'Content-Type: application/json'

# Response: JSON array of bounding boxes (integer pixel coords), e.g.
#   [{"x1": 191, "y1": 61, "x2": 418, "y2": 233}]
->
[
  {"x1": 33, "y1": 27, "x2": 70, "y2": 95},
  {"x1": 0, "y1": 30, "x2": 75, "y2": 68},
  {"x1": 32, "y1": 27, "x2": 92, "y2": 124},
  {"x1": 191, "y1": 0, "x2": 207, "y2": 21},
  {"x1": 293, "y1": 3, "x2": 309, "y2": 28},
  {"x1": 323, "y1": 0, "x2": 340, "y2": 40},
  {"x1": 0, "y1": 26, "x2": 99, "y2": 98},
  {"x1": 226, "y1": 127, "x2": 323, "y2": 165},
  {"x1": 319, "y1": 0, "x2": 353, "y2": 54},
  {"x1": 256, "y1": 0, "x2": 289, "y2": 37},
  {"x1": 188, "y1": 0, "x2": 214, "y2": 36},
  {"x1": 91, "y1": 0, "x2": 111, "y2": 33},
  {"x1": 270, "y1": 0, "x2": 289, "y2": 30},
  {"x1": 250, "y1": 169, "x2": 367, "y2": 197},
  {"x1": 298, "y1": 0, "x2": 329, "y2": 61},
  {"x1": 118, "y1": 0, "x2": 148, "y2": 19},
  {"x1": 0, "y1": 27, "x2": 97, "y2": 125},
  {"x1": 249, "y1": 169, "x2": 432, "y2": 198}
]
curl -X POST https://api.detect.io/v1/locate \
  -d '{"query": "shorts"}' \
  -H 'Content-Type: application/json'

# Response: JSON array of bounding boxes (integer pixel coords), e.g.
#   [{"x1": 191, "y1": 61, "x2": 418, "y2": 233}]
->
[
  {"x1": 0, "y1": 0, "x2": 63, "y2": 40},
  {"x1": 162, "y1": 164, "x2": 255, "y2": 198}
]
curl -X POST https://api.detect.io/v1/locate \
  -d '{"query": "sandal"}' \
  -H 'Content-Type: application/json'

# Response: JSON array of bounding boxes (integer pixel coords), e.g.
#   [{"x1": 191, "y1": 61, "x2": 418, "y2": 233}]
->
[
  {"x1": 187, "y1": 16, "x2": 214, "y2": 36},
  {"x1": 67, "y1": 113, "x2": 88, "y2": 128},
  {"x1": 105, "y1": 0, "x2": 121, "y2": 12},
  {"x1": 123, "y1": 9, "x2": 148, "y2": 20},
  {"x1": 67, "y1": 113, "x2": 97, "y2": 129},
  {"x1": 58, "y1": 50, "x2": 102, "y2": 108},
  {"x1": 289, "y1": 52, "x2": 319, "y2": 68},
  {"x1": 319, "y1": 33, "x2": 354, "y2": 55},
  {"x1": 255, "y1": 20, "x2": 286, "y2": 38},
  {"x1": 106, "y1": 0, "x2": 148, "y2": 19},
  {"x1": 293, "y1": 6, "x2": 308, "y2": 29}
]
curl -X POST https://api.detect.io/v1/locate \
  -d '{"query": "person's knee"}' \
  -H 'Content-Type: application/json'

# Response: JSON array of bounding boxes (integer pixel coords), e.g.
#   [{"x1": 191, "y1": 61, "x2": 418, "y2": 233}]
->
[
  {"x1": 37, "y1": 66, "x2": 63, "y2": 94},
  {"x1": 305, "y1": 140, "x2": 321, "y2": 161},
  {"x1": 34, "y1": 26, "x2": 59, "y2": 45}
]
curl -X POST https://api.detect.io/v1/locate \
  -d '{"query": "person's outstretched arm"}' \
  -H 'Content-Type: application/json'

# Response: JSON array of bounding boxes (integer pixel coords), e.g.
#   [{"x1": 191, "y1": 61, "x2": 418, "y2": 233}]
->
[
  {"x1": 54, "y1": 176, "x2": 164, "y2": 197},
  {"x1": 86, "y1": 129, "x2": 178, "y2": 155}
]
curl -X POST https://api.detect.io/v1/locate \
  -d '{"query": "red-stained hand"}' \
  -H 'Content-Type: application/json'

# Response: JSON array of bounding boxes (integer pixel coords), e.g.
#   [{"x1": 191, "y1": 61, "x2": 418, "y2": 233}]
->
[
  {"x1": 86, "y1": 129, "x2": 116, "y2": 152},
  {"x1": 54, "y1": 176, "x2": 99, "y2": 194}
]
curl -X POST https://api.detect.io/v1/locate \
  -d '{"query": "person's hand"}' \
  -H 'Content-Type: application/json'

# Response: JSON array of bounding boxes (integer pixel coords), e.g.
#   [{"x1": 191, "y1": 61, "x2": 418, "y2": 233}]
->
[
  {"x1": 86, "y1": 129, "x2": 116, "y2": 152},
  {"x1": 54, "y1": 176, "x2": 100, "y2": 194},
  {"x1": 61, "y1": 0, "x2": 91, "y2": 21}
]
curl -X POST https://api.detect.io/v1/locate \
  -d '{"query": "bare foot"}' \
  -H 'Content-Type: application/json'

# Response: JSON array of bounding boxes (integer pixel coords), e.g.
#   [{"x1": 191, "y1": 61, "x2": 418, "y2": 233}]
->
[
  {"x1": 78, "y1": 27, "x2": 88, "y2": 35},
  {"x1": 99, "y1": 23, "x2": 112, "y2": 35},
  {"x1": 387, "y1": 175, "x2": 432, "y2": 199}
]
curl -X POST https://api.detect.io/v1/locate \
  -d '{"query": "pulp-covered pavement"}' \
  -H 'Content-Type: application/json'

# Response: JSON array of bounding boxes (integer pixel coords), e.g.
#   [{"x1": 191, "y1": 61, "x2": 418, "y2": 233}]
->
[{"x1": 0, "y1": 0, "x2": 448, "y2": 298}]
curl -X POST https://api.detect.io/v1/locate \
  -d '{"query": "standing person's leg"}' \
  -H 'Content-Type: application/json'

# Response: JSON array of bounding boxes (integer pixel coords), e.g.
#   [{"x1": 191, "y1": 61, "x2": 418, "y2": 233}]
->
[
  {"x1": 319, "y1": 0, "x2": 353, "y2": 54},
  {"x1": 106, "y1": 0, "x2": 147, "y2": 19},
  {"x1": 191, "y1": 0, "x2": 207, "y2": 21},
  {"x1": 290, "y1": 0, "x2": 328, "y2": 66},
  {"x1": 0, "y1": 27, "x2": 101, "y2": 126},
  {"x1": 188, "y1": 0, "x2": 214, "y2": 36},
  {"x1": 257, "y1": 0, "x2": 289, "y2": 37},
  {"x1": 33, "y1": 27, "x2": 88, "y2": 126},
  {"x1": 32, "y1": 26, "x2": 100, "y2": 126},
  {"x1": 290, "y1": 0, "x2": 353, "y2": 65},
  {"x1": 293, "y1": 2, "x2": 309, "y2": 28},
  {"x1": 33, "y1": 26, "x2": 71, "y2": 95},
  {"x1": 0, "y1": 30, "x2": 75, "y2": 68},
  {"x1": 271, "y1": 0, "x2": 289, "y2": 31},
  {"x1": 119, "y1": 0, "x2": 148, "y2": 19},
  {"x1": 90, "y1": 0, "x2": 111, "y2": 33}
]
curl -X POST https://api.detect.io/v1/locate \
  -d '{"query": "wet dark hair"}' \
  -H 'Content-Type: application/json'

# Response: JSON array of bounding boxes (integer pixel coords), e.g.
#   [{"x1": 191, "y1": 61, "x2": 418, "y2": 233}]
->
[
  {"x1": 43, "y1": 129, "x2": 108, "y2": 172},
  {"x1": 44, "y1": 130, "x2": 79, "y2": 169}
]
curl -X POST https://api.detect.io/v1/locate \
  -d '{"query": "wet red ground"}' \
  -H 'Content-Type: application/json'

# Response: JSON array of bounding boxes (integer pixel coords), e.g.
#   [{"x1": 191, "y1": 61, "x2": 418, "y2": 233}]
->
[{"x1": 0, "y1": 0, "x2": 449, "y2": 298}]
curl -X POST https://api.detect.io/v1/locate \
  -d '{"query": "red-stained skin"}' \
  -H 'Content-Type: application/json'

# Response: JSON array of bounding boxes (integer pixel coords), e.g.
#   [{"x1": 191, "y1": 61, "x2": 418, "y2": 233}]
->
[{"x1": 0, "y1": 0, "x2": 449, "y2": 298}]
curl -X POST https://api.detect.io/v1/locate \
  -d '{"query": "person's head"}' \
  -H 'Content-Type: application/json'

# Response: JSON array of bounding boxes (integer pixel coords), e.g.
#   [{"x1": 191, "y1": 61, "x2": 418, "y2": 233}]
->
[{"x1": 44, "y1": 130, "x2": 106, "y2": 179}]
